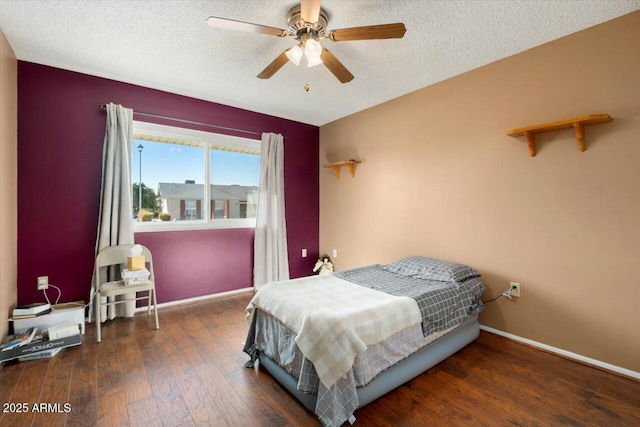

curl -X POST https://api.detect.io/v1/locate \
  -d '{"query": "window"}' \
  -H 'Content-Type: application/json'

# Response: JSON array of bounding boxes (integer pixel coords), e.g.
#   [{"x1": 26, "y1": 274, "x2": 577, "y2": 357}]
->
[{"x1": 132, "y1": 121, "x2": 260, "y2": 232}]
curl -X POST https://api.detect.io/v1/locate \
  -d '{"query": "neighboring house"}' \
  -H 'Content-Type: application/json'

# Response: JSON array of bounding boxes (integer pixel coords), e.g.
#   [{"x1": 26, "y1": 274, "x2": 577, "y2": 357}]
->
[{"x1": 157, "y1": 181, "x2": 258, "y2": 220}]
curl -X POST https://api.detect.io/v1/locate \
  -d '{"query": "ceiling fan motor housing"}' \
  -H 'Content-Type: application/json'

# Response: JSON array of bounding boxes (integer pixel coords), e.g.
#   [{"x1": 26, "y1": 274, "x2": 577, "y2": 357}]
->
[{"x1": 287, "y1": 5, "x2": 329, "y2": 40}]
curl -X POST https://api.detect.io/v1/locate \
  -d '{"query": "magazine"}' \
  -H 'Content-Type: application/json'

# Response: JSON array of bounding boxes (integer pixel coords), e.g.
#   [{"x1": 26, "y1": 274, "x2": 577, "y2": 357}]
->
[{"x1": 1, "y1": 327, "x2": 38, "y2": 351}]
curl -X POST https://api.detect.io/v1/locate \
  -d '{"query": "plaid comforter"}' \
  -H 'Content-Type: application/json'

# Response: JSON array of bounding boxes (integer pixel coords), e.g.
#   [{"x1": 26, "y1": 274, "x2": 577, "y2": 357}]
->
[{"x1": 334, "y1": 264, "x2": 485, "y2": 336}]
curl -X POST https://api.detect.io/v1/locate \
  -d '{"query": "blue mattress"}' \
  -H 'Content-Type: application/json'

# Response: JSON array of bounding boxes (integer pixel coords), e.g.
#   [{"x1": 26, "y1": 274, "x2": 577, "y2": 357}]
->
[{"x1": 257, "y1": 314, "x2": 479, "y2": 413}]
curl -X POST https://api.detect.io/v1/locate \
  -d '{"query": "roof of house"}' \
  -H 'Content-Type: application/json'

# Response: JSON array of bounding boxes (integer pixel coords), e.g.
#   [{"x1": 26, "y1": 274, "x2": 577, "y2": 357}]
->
[{"x1": 157, "y1": 183, "x2": 258, "y2": 201}]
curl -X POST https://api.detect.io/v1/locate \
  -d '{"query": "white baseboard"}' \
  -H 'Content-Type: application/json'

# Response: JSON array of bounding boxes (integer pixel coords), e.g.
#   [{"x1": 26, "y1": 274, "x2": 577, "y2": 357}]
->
[
  {"x1": 135, "y1": 287, "x2": 254, "y2": 312},
  {"x1": 479, "y1": 325, "x2": 640, "y2": 380}
]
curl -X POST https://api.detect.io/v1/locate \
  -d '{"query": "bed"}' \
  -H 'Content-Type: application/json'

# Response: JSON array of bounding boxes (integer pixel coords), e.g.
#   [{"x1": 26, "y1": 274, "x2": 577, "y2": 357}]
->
[{"x1": 243, "y1": 256, "x2": 485, "y2": 426}]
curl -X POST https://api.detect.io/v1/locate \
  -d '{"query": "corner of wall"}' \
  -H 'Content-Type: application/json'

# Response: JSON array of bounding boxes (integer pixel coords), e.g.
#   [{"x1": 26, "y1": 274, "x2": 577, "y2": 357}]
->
[{"x1": 0, "y1": 28, "x2": 18, "y2": 339}]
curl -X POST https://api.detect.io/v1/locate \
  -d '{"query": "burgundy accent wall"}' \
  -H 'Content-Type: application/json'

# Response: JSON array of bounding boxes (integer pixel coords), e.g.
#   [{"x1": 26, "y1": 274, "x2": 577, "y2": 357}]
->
[{"x1": 17, "y1": 62, "x2": 319, "y2": 305}]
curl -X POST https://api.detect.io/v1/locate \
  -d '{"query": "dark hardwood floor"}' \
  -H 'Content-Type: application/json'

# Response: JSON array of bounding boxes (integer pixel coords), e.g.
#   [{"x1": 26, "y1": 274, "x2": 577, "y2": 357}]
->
[{"x1": 1, "y1": 292, "x2": 638, "y2": 426}]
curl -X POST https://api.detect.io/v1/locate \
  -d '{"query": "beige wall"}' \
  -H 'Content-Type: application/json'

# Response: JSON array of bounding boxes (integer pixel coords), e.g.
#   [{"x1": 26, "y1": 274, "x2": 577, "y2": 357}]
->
[
  {"x1": 320, "y1": 12, "x2": 640, "y2": 372},
  {"x1": 0, "y1": 28, "x2": 17, "y2": 340}
]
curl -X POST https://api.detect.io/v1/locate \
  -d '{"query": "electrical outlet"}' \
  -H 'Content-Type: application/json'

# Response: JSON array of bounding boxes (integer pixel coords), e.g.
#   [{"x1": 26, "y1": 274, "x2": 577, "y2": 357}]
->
[
  {"x1": 332, "y1": 249, "x2": 338, "y2": 258},
  {"x1": 37, "y1": 276, "x2": 49, "y2": 291},
  {"x1": 302, "y1": 248, "x2": 307, "y2": 258},
  {"x1": 510, "y1": 282, "x2": 521, "y2": 297}
]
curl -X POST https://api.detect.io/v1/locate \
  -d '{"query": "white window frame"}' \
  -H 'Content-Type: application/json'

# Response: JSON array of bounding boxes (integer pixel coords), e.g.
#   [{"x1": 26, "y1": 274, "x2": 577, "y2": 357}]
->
[{"x1": 132, "y1": 121, "x2": 261, "y2": 233}]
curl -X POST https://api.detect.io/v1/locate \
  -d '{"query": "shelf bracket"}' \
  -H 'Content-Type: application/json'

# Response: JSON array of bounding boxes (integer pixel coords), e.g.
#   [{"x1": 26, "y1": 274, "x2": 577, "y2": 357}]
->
[
  {"x1": 524, "y1": 131, "x2": 536, "y2": 157},
  {"x1": 573, "y1": 122, "x2": 585, "y2": 152},
  {"x1": 344, "y1": 162, "x2": 357, "y2": 178}
]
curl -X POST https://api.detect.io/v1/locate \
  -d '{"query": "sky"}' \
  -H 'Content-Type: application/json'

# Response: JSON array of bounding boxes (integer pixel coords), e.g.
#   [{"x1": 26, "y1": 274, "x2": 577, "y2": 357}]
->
[{"x1": 131, "y1": 139, "x2": 260, "y2": 192}]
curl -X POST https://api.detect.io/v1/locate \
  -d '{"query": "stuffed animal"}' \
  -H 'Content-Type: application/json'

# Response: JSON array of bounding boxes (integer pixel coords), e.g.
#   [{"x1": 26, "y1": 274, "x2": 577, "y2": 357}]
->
[{"x1": 313, "y1": 255, "x2": 334, "y2": 275}]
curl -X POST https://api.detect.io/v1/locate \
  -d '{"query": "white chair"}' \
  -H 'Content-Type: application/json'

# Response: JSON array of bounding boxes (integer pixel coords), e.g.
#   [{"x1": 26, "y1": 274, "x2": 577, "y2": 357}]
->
[{"x1": 93, "y1": 244, "x2": 159, "y2": 342}]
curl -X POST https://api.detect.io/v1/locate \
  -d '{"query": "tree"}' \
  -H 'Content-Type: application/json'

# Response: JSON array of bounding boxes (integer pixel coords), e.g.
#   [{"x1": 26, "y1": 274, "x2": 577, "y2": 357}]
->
[{"x1": 133, "y1": 183, "x2": 157, "y2": 213}]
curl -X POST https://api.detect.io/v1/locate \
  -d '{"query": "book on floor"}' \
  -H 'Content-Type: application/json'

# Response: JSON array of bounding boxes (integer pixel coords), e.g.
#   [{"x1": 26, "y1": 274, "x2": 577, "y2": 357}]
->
[
  {"x1": 0, "y1": 332, "x2": 82, "y2": 363},
  {"x1": 18, "y1": 347, "x2": 62, "y2": 361}
]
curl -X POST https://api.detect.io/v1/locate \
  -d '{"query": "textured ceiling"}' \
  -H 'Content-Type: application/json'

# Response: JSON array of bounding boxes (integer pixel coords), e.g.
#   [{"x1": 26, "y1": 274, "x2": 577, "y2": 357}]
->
[{"x1": 1, "y1": 1, "x2": 638, "y2": 126}]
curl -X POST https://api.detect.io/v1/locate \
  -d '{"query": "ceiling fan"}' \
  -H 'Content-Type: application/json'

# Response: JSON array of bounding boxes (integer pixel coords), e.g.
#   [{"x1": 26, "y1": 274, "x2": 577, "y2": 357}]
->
[{"x1": 206, "y1": 0, "x2": 406, "y2": 90}]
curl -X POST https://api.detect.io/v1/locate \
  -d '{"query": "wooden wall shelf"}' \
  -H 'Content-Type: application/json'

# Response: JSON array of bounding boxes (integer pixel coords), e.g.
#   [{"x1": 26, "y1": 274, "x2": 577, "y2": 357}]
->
[
  {"x1": 323, "y1": 160, "x2": 361, "y2": 179},
  {"x1": 506, "y1": 114, "x2": 612, "y2": 157}
]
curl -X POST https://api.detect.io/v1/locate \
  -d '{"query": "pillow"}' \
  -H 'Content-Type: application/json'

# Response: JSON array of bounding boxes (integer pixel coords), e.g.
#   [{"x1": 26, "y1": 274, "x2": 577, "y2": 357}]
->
[{"x1": 382, "y1": 256, "x2": 480, "y2": 283}]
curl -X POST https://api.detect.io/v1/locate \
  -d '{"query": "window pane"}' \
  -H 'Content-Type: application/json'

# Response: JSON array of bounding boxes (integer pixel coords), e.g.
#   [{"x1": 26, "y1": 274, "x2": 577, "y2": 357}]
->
[
  {"x1": 133, "y1": 139, "x2": 205, "y2": 222},
  {"x1": 131, "y1": 121, "x2": 261, "y2": 231},
  {"x1": 210, "y1": 149, "x2": 259, "y2": 219}
]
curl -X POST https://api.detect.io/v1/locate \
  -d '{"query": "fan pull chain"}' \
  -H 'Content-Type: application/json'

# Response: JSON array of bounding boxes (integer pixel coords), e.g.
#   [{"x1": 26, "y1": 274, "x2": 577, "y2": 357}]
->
[{"x1": 304, "y1": 55, "x2": 310, "y2": 92}]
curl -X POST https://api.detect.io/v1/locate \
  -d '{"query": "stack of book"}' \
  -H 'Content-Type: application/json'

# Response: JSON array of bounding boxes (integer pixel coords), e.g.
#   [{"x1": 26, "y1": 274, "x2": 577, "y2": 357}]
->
[
  {"x1": 12, "y1": 303, "x2": 51, "y2": 319},
  {"x1": 0, "y1": 323, "x2": 82, "y2": 363}
]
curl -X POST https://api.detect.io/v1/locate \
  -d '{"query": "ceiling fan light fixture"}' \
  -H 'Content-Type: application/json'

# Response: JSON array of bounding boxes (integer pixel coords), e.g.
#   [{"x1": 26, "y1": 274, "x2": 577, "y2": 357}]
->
[
  {"x1": 304, "y1": 39, "x2": 322, "y2": 60},
  {"x1": 285, "y1": 45, "x2": 303, "y2": 66},
  {"x1": 306, "y1": 55, "x2": 323, "y2": 67}
]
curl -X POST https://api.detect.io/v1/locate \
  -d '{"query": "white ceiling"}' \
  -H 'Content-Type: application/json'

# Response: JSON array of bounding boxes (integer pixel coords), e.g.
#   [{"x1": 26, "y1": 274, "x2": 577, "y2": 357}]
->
[{"x1": 1, "y1": 1, "x2": 638, "y2": 126}]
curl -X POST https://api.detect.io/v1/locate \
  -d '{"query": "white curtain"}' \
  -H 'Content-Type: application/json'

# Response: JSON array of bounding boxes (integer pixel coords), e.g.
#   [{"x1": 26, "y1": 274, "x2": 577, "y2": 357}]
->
[
  {"x1": 253, "y1": 132, "x2": 289, "y2": 290},
  {"x1": 90, "y1": 103, "x2": 135, "y2": 322}
]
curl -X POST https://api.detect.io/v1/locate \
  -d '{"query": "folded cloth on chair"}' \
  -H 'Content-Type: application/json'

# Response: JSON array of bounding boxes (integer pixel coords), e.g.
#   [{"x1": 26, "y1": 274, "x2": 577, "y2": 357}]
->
[{"x1": 246, "y1": 274, "x2": 422, "y2": 388}]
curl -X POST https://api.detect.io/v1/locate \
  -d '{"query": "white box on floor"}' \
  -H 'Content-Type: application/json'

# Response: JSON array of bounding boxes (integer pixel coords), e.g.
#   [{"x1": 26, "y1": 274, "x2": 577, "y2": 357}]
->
[
  {"x1": 48, "y1": 322, "x2": 81, "y2": 340},
  {"x1": 11, "y1": 301, "x2": 85, "y2": 335}
]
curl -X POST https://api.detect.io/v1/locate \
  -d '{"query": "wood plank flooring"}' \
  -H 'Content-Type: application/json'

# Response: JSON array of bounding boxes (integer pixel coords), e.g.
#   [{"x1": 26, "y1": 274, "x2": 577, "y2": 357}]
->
[{"x1": 1, "y1": 292, "x2": 638, "y2": 426}]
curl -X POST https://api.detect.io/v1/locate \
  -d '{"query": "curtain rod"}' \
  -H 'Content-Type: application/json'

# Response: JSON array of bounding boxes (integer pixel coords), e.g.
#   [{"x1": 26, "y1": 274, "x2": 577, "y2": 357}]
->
[{"x1": 99, "y1": 104, "x2": 267, "y2": 138}]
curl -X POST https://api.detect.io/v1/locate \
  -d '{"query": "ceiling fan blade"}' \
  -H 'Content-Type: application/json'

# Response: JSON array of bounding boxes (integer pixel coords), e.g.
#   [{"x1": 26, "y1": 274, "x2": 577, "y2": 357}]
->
[
  {"x1": 320, "y1": 48, "x2": 354, "y2": 83},
  {"x1": 257, "y1": 50, "x2": 290, "y2": 79},
  {"x1": 206, "y1": 16, "x2": 287, "y2": 37},
  {"x1": 301, "y1": 0, "x2": 322, "y2": 23},
  {"x1": 328, "y1": 23, "x2": 407, "y2": 41}
]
